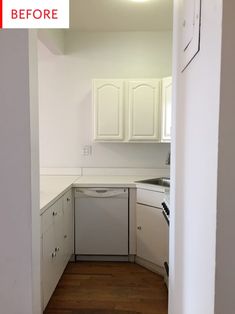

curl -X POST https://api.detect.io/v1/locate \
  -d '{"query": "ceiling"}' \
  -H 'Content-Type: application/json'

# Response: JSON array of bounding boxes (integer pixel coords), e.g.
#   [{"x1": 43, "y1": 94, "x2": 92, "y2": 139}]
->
[{"x1": 70, "y1": 0, "x2": 173, "y2": 32}]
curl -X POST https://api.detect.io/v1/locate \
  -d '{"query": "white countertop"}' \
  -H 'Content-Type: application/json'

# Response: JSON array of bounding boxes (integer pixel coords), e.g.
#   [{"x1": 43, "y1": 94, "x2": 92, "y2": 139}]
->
[
  {"x1": 40, "y1": 175, "x2": 169, "y2": 214},
  {"x1": 73, "y1": 176, "x2": 167, "y2": 193},
  {"x1": 73, "y1": 175, "x2": 157, "y2": 187},
  {"x1": 40, "y1": 176, "x2": 78, "y2": 214}
]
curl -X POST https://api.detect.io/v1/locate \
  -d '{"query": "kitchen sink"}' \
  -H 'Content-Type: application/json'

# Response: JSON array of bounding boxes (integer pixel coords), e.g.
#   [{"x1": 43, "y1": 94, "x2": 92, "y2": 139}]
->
[{"x1": 136, "y1": 177, "x2": 170, "y2": 188}]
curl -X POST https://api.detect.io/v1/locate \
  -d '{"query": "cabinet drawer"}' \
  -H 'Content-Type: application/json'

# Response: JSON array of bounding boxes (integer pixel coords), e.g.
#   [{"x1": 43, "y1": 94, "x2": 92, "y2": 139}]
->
[
  {"x1": 42, "y1": 198, "x2": 63, "y2": 234},
  {"x1": 63, "y1": 189, "x2": 72, "y2": 210},
  {"x1": 42, "y1": 204, "x2": 55, "y2": 234},
  {"x1": 137, "y1": 188, "x2": 164, "y2": 208}
]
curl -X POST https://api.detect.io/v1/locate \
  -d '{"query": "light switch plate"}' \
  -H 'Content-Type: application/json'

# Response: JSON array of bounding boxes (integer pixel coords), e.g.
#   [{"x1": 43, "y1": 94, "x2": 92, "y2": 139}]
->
[{"x1": 181, "y1": 0, "x2": 201, "y2": 72}]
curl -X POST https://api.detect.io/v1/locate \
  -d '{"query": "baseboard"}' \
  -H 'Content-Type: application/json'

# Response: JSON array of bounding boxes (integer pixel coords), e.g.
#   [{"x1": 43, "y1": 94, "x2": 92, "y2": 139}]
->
[
  {"x1": 128, "y1": 255, "x2": 135, "y2": 262},
  {"x1": 69, "y1": 254, "x2": 76, "y2": 262},
  {"x1": 75, "y1": 255, "x2": 129, "y2": 262},
  {"x1": 135, "y1": 256, "x2": 165, "y2": 276}
]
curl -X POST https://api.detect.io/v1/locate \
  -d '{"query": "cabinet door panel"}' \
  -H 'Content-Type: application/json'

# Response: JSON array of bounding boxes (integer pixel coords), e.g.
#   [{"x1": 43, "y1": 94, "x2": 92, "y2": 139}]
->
[
  {"x1": 42, "y1": 203, "x2": 54, "y2": 234},
  {"x1": 42, "y1": 223, "x2": 57, "y2": 309},
  {"x1": 161, "y1": 77, "x2": 172, "y2": 142},
  {"x1": 136, "y1": 204, "x2": 168, "y2": 267},
  {"x1": 63, "y1": 190, "x2": 74, "y2": 265},
  {"x1": 93, "y1": 79, "x2": 124, "y2": 141},
  {"x1": 53, "y1": 198, "x2": 65, "y2": 278},
  {"x1": 128, "y1": 80, "x2": 160, "y2": 141}
]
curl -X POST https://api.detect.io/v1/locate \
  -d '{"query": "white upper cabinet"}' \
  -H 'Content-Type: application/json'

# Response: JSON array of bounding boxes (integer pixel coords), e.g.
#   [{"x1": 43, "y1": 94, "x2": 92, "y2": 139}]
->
[
  {"x1": 128, "y1": 80, "x2": 160, "y2": 142},
  {"x1": 93, "y1": 78, "x2": 170, "y2": 143},
  {"x1": 93, "y1": 79, "x2": 124, "y2": 141},
  {"x1": 161, "y1": 77, "x2": 172, "y2": 143}
]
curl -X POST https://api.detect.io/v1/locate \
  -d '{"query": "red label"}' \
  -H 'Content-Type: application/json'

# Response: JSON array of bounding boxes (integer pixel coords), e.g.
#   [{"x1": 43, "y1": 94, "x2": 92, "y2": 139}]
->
[{"x1": 0, "y1": 0, "x2": 2, "y2": 28}]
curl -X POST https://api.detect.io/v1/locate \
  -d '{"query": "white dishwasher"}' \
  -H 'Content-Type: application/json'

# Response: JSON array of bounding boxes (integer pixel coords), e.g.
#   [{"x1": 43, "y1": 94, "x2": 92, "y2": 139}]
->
[{"x1": 75, "y1": 188, "x2": 129, "y2": 260}]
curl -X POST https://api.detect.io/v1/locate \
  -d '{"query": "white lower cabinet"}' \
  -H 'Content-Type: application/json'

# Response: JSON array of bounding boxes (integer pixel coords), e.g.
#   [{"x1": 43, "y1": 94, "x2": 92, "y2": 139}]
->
[
  {"x1": 136, "y1": 188, "x2": 168, "y2": 270},
  {"x1": 136, "y1": 204, "x2": 167, "y2": 267},
  {"x1": 41, "y1": 189, "x2": 74, "y2": 310},
  {"x1": 41, "y1": 185, "x2": 168, "y2": 307}
]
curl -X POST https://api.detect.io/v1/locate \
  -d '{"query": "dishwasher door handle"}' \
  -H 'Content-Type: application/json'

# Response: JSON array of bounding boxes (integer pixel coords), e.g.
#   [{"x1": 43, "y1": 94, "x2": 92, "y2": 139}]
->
[
  {"x1": 76, "y1": 188, "x2": 128, "y2": 198},
  {"x1": 94, "y1": 189, "x2": 110, "y2": 193}
]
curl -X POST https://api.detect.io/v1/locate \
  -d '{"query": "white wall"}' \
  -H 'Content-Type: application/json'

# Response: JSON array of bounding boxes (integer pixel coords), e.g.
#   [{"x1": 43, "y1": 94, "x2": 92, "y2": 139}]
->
[
  {"x1": 170, "y1": 1, "x2": 222, "y2": 314},
  {"x1": 0, "y1": 30, "x2": 41, "y2": 314},
  {"x1": 38, "y1": 31, "x2": 172, "y2": 169}
]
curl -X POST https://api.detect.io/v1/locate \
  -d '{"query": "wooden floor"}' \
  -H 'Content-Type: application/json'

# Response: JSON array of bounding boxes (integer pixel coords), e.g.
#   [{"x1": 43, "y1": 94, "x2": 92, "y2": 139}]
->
[{"x1": 44, "y1": 262, "x2": 168, "y2": 314}]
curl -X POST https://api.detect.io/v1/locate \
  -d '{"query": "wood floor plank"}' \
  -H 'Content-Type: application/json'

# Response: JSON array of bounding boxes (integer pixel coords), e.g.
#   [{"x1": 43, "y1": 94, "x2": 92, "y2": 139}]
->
[{"x1": 44, "y1": 262, "x2": 168, "y2": 314}]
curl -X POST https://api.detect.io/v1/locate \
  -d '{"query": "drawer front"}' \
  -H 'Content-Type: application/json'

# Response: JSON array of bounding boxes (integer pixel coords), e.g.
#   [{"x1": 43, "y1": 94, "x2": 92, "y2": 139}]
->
[
  {"x1": 42, "y1": 205, "x2": 53, "y2": 234},
  {"x1": 42, "y1": 192, "x2": 69, "y2": 235},
  {"x1": 56, "y1": 197, "x2": 63, "y2": 215},
  {"x1": 42, "y1": 202, "x2": 58, "y2": 234},
  {"x1": 137, "y1": 188, "x2": 164, "y2": 208},
  {"x1": 63, "y1": 189, "x2": 72, "y2": 210}
]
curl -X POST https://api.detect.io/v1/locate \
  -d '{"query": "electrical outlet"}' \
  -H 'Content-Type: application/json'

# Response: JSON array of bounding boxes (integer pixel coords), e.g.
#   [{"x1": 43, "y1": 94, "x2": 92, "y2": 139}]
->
[{"x1": 82, "y1": 145, "x2": 92, "y2": 156}]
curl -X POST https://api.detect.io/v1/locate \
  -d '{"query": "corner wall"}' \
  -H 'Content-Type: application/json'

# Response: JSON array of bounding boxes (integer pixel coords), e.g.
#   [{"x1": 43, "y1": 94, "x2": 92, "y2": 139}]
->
[
  {"x1": 170, "y1": 1, "x2": 222, "y2": 313},
  {"x1": 0, "y1": 30, "x2": 41, "y2": 314}
]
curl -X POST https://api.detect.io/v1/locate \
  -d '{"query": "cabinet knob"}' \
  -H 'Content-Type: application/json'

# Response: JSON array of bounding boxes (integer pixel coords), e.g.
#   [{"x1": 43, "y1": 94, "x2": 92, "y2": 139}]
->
[
  {"x1": 137, "y1": 226, "x2": 142, "y2": 230},
  {"x1": 52, "y1": 252, "x2": 56, "y2": 259},
  {"x1": 64, "y1": 234, "x2": 67, "y2": 239},
  {"x1": 55, "y1": 247, "x2": 60, "y2": 252},
  {"x1": 67, "y1": 198, "x2": 70, "y2": 202},
  {"x1": 52, "y1": 211, "x2": 57, "y2": 216}
]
